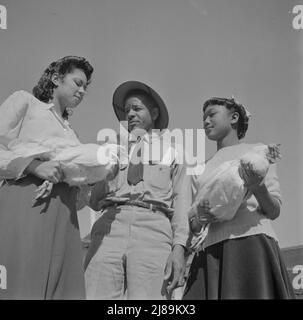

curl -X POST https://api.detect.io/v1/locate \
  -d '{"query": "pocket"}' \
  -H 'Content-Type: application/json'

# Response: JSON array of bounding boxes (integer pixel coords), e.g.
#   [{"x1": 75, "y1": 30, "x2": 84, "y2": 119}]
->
[{"x1": 145, "y1": 162, "x2": 171, "y2": 190}]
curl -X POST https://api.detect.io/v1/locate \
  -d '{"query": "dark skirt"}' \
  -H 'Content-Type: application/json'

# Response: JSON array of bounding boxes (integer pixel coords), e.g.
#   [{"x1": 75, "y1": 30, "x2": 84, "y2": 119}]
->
[
  {"x1": 0, "y1": 175, "x2": 85, "y2": 299},
  {"x1": 183, "y1": 234, "x2": 296, "y2": 299}
]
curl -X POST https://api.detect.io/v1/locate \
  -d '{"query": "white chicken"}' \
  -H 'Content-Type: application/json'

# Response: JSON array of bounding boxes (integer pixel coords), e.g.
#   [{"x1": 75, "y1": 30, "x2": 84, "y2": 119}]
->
[
  {"x1": 7, "y1": 137, "x2": 125, "y2": 201},
  {"x1": 192, "y1": 143, "x2": 281, "y2": 222}
]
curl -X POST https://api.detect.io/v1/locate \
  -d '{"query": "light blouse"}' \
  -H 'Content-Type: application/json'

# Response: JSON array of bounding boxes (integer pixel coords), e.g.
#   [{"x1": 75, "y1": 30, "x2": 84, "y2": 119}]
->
[
  {"x1": 191, "y1": 143, "x2": 281, "y2": 249},
  {"x1": 0, "y1": 90, "x2": 80, "y2": 181}
]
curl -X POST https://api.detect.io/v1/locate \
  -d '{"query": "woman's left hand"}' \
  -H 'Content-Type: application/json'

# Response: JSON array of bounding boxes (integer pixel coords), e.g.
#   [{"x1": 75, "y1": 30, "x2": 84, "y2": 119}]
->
[
  {"x1": 196, "y1": 199, "x2": 217, "y2": 223},
  {"x1": 239, "y1": 160, "x2": 264, "y2": 192}
]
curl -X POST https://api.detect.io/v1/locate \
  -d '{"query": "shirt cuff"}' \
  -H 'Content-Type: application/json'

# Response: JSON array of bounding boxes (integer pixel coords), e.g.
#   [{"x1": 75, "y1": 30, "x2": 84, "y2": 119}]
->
[{"x1": 172, "y1": 235, "x2": 189, "y2": 248}]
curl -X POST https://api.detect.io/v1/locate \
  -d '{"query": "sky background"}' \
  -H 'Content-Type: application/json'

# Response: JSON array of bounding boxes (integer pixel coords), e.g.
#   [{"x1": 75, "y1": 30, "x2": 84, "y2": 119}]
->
[{"x1": 0, "y1": 0, "x2": 302, "y2": 248}]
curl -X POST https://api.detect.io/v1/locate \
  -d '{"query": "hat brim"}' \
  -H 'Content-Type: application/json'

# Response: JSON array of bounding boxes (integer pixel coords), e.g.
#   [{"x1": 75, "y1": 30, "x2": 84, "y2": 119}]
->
[{"x1": 112, "y1": 81, "x2": 169, "y2": 130}]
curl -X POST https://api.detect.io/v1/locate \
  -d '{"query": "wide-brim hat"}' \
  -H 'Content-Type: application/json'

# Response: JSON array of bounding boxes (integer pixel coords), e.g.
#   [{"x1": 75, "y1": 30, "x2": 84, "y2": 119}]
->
[{"x1": 112, "y1": 81, "x2": 169, "y2": 130}]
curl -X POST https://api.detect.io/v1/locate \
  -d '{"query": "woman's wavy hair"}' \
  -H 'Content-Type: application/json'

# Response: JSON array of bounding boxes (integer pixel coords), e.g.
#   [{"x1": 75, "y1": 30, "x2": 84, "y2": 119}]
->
[
  {"x1": 32, "y1": 56, "x2": 94, "y2": 118},
  {"x1": 203, "y1": 97, "x2": 250, "y2": 139}
]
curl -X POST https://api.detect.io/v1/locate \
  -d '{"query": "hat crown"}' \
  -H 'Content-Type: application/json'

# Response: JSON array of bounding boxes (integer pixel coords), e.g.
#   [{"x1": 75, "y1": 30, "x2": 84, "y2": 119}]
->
[{"x1": 112, "y1": 81, "x2": 169, "y2": 130}]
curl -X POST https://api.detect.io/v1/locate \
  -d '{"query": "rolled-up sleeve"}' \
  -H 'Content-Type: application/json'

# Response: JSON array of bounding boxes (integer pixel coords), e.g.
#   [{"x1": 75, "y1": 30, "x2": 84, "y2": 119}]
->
[
  {"x1": 171, "y1": 163, "x2": 192, "y2": 248},
  {"x1": 0, "y1": 90, "x2": 33, "y2": 179}
]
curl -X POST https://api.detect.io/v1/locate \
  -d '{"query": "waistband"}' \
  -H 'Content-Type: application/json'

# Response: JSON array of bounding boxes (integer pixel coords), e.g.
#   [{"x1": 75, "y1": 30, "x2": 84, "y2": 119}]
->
[{"x1": 101, "y1": 199, "x2": 174, "y2": 220}]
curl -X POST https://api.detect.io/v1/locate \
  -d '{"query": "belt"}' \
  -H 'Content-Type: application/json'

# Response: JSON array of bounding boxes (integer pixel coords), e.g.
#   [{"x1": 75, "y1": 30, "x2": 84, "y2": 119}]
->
[{"x1": 101, "y1": 199, "x2": 174, "y2": 220}]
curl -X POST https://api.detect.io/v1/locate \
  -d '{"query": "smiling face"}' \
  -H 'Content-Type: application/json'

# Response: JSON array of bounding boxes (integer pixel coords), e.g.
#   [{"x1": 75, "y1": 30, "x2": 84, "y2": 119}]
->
[
  {"x1": 124, "y1": 93, "x2": 159, "y2": 132},
  {"x1": 52, "y1": 67, "x2": 88, "y2": 109},
  {"x1": 203, "y1": 104, "x2": 238, "y2": 141}
]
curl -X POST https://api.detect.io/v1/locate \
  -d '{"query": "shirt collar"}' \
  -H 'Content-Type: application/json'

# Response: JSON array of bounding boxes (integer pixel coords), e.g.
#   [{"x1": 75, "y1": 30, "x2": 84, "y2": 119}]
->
[
  {"x1": 46, "y1": 102, "x2": 55, "y2": 109},
  {"x1": 40, "y1": 101, "x2": 55, "y2": 110},
  {"x1": 48, "y1": 103, "x2": 71, "y2": 130}
]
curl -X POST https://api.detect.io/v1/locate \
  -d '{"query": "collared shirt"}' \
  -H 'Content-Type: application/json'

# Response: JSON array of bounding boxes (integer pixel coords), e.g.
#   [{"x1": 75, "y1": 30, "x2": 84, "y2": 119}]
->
[
  {"x1": 90, "y1": 131, "x2": 192, "y2": 248},
  {"x1": 0, "y1": 90, "x2": 79, "y2": 181}
]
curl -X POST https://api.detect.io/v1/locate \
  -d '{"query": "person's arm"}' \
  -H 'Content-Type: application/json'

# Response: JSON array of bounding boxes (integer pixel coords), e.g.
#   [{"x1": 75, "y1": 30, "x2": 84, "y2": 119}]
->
[
  {"x1": 0, "y1": 91, "x2": 34, "y2": 179},
  {"x1": 252, "y1": 184, "x2": 280, "y2": 220},
  {"x1": 88, "y1": 180, "x2": 110, "y2": 211},
  {"x1": 188, "y1": 199, "x2": 218, "y2": 233},
  {"x1": 75, "y1": 184, "x2": 94, "y2": 211},
  {"x1": 171, "y1": 164, "x2": 192, "y2": 247},
  {"x1": 24, "y1": 159, "x2": 64, "y2": 183},
  {"x1": 164, "y1": 162, "x2": 192, "y2": 293},
  {"x1": 188, "y1": 205, "x2": 202, "y2": 233},
  {"x1": 240, "y1": 162, "x2": 282, "y2": 220}
]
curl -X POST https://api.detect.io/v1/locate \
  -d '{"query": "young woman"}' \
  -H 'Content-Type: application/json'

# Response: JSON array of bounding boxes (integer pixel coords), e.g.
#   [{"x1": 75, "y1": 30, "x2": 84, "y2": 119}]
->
[
  {"x1": 183, "y1": 97, "x2": 295, "y2": 299},
  {"x1": 0, "y1": 56, "x2": 93, "y2": 299}
]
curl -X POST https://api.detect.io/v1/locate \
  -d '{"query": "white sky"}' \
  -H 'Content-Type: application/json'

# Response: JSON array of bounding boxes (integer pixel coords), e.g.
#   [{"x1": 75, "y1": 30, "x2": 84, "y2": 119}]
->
[{"x1": 0, "y1": 0, "x2": 302, "y2": 248}]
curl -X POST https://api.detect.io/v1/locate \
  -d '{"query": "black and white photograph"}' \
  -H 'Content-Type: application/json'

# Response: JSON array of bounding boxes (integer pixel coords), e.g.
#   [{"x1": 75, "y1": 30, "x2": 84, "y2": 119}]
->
[{"x1": 0, "y1": 0, "x2": 302, "y2": 305}]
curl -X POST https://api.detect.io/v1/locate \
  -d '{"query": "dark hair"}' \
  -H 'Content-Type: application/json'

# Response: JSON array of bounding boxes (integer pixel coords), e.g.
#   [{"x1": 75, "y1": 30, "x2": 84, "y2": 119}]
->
[
  {"x1": 203, "y1": 97, "x2": 250, "y2": 139},
  {"x1": 32, "y1": 56, "x2": 94, "y2": 119}
]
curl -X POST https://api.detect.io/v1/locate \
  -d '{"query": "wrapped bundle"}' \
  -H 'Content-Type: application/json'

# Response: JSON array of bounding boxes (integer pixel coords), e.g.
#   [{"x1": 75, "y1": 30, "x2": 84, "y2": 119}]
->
[
  {"x1": 8, "y1": 137, "x2": 122, "y2": 186},
  {"x1": 191, "y1": 144, "x2": 281, "y2": 222}
]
